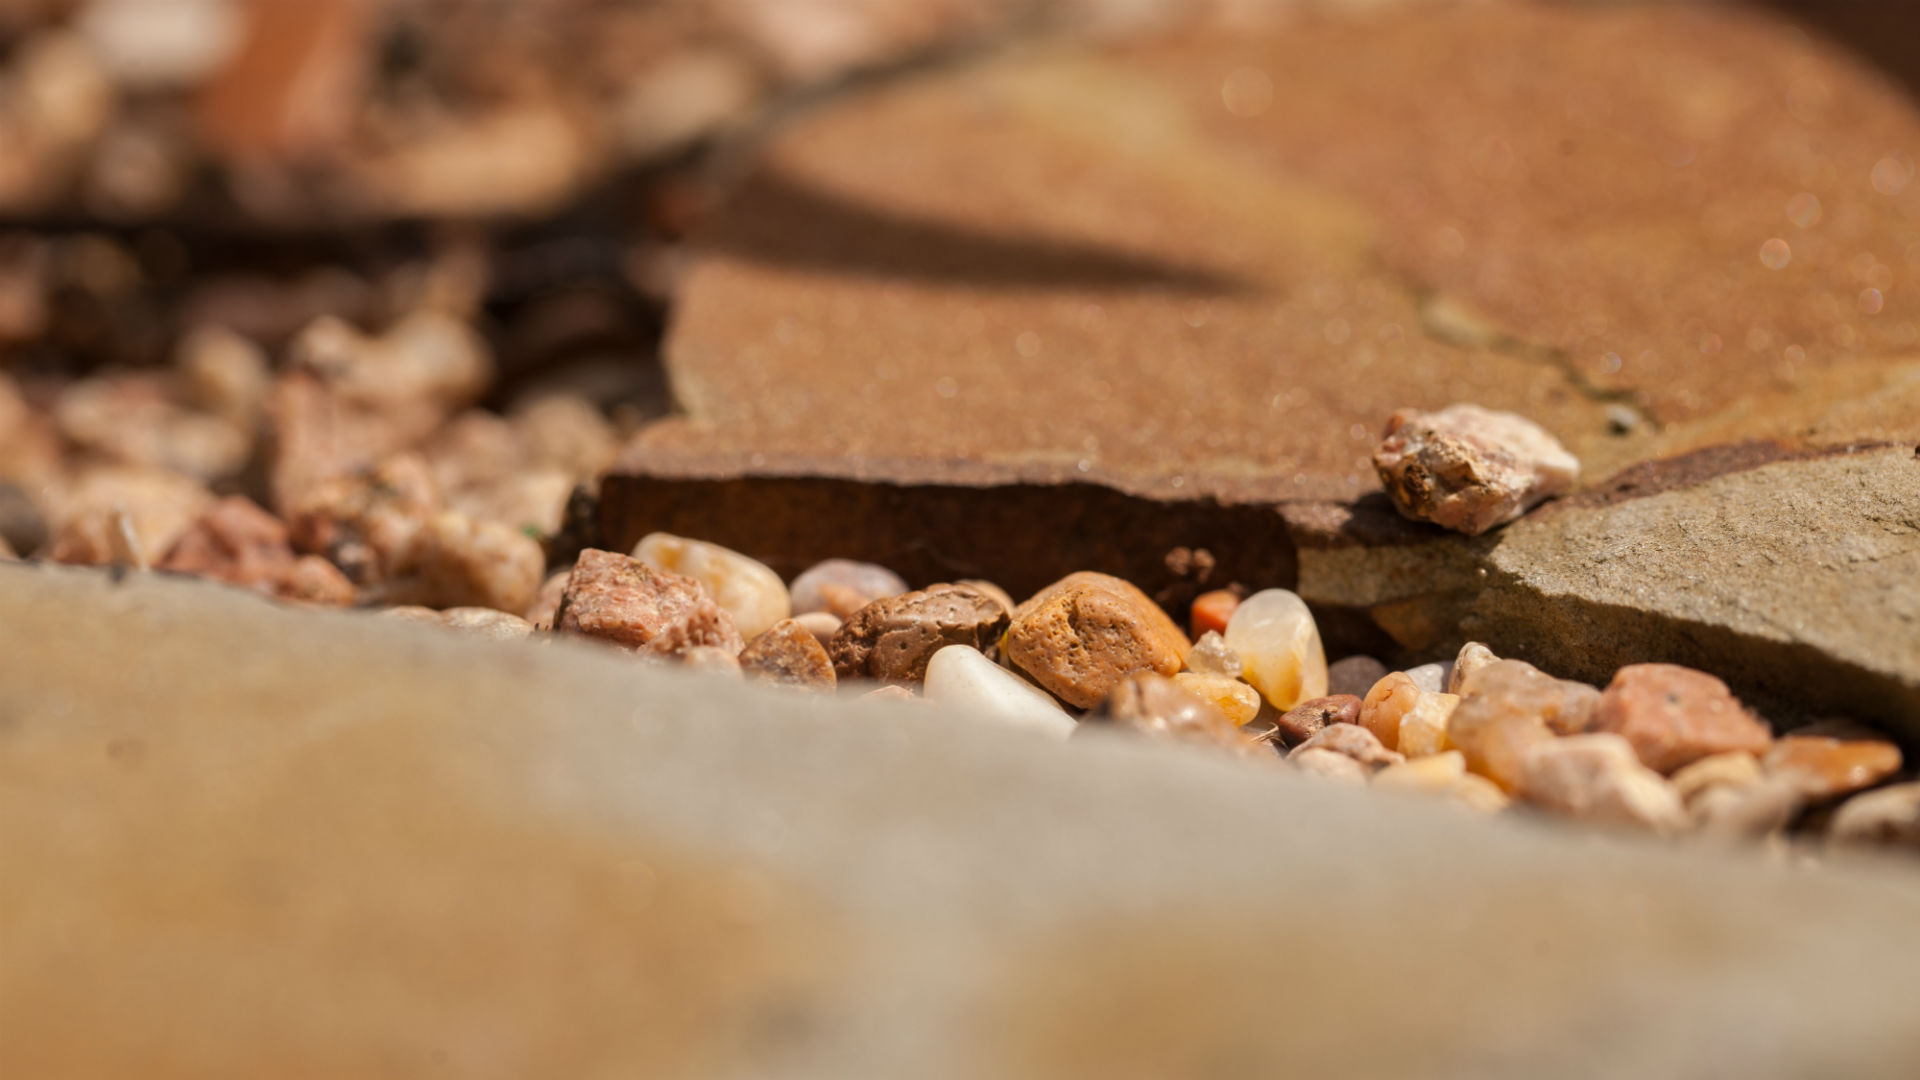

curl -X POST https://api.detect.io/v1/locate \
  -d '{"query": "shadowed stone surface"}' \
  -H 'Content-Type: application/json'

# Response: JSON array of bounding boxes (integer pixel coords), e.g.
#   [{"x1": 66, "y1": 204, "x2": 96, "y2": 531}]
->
[{"x1": 3, "y1": 564, "x2": 1920, "y2": 1075}]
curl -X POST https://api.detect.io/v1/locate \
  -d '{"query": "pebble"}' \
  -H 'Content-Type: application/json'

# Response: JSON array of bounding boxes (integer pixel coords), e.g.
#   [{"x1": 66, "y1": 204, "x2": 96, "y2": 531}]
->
[
  {"x1": 1518, "y1": 733, "x2": 1687, "y2": 832},
  {"x1": 156, "y1": 494, "x2": 295, "y2": 590},
  {"x1": 1828, "y1": 783, "x2": 1920, "y2": 849},
  {"x1": 740, "y1": 619, "x2": 837, "y2": 692},
  {"x1": 1371, "y1": 403, "x2": 1580, "y2": 535},
  {"x1": 1291, "y1": 722, "x2": 1404, "y2": 771},
  {"x1": 555, "y1": 548, "x2": 744, "y2": 657},
  {"x1": 1185, "y1": 630, "x2": 1243, "y2": 678},
  {"x1": 1222, "y1": 588, "x2": 1327, "y2": 711},
  {"x1": 1189, "y1": 589, "x2": 1241, "y2": 638},
  {"x1": 1373, "y1": 750, "x2": 1495, "y2": 809},
  {"x1": 1171, "y1": 672, "x2": 1262, "y2": 727},
  {"x1": 679, "y1": 646, "x2": 744, "y2": 676},
  {"x1": 1764, "y1": 725, "x2": 1903, "y2": 800},
  {"x1": 285, "y1": 454, "x2": 440, "y2": 587},
  {"x1": 633, "y1": 532, "x2": 791, "y2": 640},
  {"x1": 1396, "y1": 691, "x2": 1460, "y2": 759},
  {"x1": 789, "y1": 558, "x2": 909, "y2": 619},
  {"x1": 1358, "y1": 671, "x2": 1420, "y2": 751},
  {"x1": 1290, "y1": 748, "x2": 1369, "y2": 785},
  {"x1": 1447, "y1": 642, "x2": 1498, "y2": 694},
  {"x1": 793, "y1": 611, "x2": 842, "y2": 647},
  {"x1": 378, "y1": 605, "x2": 442, "y2": 626},
  {"x1": 1669, "y1": 752, "x2": 1764, "y2": 806},
  {"x1": 1091, "y1": 671, "x2": 1263, "y2": 759},
  {"x1": 276, "y1": 556, "x2": 356, "y2": 606},
  {"x1": 439, "y1": 607, "x2": 536, "y2": 641},
  {"x1": 1449, "y1": 659, "x2": 1600, "y2": 790},
  {"x1": 386, "y1": 511, "x2": 545, "y2": 614},
  {"x1": 1275, "y1": 694, "x2": 1363, "y2": 746},
  {"x1": 829, "y1": 584, "x2": 1009, "y2": 686},
  {"x1": 1593, "y1": 663, "x2": 1772, "y2": 774},
  {"x1": 1690, "y1": 780, "x2": 1803, "y2": 840},
  {"x1": 922, "y1": 645, "x2": 1074, "y2": 740},
  {"x1": 863, "y1": 685, "x2": 917, "y2": 705},
  {"x1": 956, "y1": 579, "x2": 1016, "y2": 616},
  {"x1": 525, "y1": 569, "x2": 570, "y2": 629},
  {"x1": 1327, "y1": 654, "x2": 1389, "y2": 697},
  {"x1": 1405, "y1": 662, "x2": 1451, "y2": 694},
  {"x1": 1005, "y1": 571, "x2": 1189, "y2": 709}
]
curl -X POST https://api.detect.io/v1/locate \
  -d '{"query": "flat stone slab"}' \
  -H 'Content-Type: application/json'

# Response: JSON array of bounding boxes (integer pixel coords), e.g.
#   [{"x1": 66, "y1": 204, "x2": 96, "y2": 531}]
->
[
  {"x1": 607, "y1": 2, "x2": 1920, "y2": 661},
  {"x1": 3, "y1": 563, "x2": 1920, "y2": 1075}
]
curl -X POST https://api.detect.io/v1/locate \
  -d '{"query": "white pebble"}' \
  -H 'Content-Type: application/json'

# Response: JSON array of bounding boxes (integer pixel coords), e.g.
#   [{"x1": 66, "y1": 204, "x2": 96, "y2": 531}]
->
[
  {"x1": 1405, "y1": 662, "x2": 1451, "y2": 694},
  {"x1": 1223, "y1": 588, "x2": 1328, "y2": 710},
  {"x1": 923, "y1": 645, "x2": 1075, "y2": 740},
  {"x1": 633, "y1": 532, "x2": 791, "y2": 639}
]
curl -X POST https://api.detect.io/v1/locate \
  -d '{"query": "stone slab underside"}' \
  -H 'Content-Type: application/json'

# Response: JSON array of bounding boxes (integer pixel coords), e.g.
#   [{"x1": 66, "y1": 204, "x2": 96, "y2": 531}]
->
[{"x1": 2, "y1": 563, "x2": 1920, "y2": 1076}]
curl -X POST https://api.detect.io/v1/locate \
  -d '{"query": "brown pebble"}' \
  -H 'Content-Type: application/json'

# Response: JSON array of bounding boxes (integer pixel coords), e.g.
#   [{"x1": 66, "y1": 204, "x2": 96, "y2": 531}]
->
[
  {"x1": 1088, "y1": 671, "x2": 1264, "y2": 761},
  {"x1": 1517, "y1": 733, "x2": 1686, "y2": 832},
  {"x1": 1764, "y1": 724, "x2": 1903, "y2": 800},
  {"x1": 1006, "y1": 571, "x2": 1189, "y2": 709},
  {"x1": 276, "y1": 555, "x2": 357, "y2": 607},
  {"x1": 1326, "y1": 654, "x2": 1390, "y2": 698},
  {"x1": 554, "y1": 548, "x2": 743, "y2": 657},
  {"x1": 158, "y1": 495, "x2": 296, "y2": 590},
  {"x1": 1275, "y1": 694, "x2": 1362, "y2": 747},
  {"x1": 740, "y1": 618, "x2": 836, "y2": 692},
  {"x1": 1372, "y1": 403, "x2": 1579, "y2": 535},
  {"x1": 829, "y1": 584, "x2": 1008, "y2": 686},
  {"x1": 1450, "y1": 659, "x2": 1600, "y2": 790},
  {"x1": 1291, "y1": 723, "x2": 1404, "y2": 771},
  {"x1": 1593, "y1": 663, "x2": 1772, "y2": 774}
]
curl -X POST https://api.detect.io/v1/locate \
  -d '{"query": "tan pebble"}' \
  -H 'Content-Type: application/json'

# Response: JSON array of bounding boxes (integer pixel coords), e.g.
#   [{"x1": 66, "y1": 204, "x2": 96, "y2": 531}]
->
[
  {"x1": 1670, "y1": 751, "x2": 1764, "y2": 806},
  {"x1": 1292, "y1": 723, "x2": 1404, "y2": 771},
  {"x1": 385, "y1": 511, "x2": 544, "y2": 614},
  {"x1": 955, "y1": 579, "x2": 1015, "y2": 617},
  {"x1": 277, "y1": 554, "x2": 356, "y2": 607},
  {"x1": 525, "y1": 569, "x2": 570, "y2": 629},
  {"x1": 1449, "y1": 659, "x2": 1598, "y2": 790},
  {"x1": 1373, "y1": 750, "x2": 1467, "y2": 795},
  {"x1": 1006, "y1": 571, "x2": 1188, "y2": 709},
  {"x1": 1828, "y1": 783, "x2": 1920, "y2": 849},
  {"x1": 1222, "y1": 588, "x2": 1326, "y2": 710},
  {"x1": 54, "y1": 372, "x2": 251, "y2": 480},
  {"x1": 789, "y1": 558, "x2": 908, "y2": 619},
  {"x1": 1405, "y1": 662, "x2": 1449, "y2": 694},
  {"x1": 863, "y1": 685, "x2": 917, "y2": 704},
  {"x1": 1764, "y1": 725, "x2": 1902, "y2": 800},
  {"x1": 46, "y1": 465, "x2": 212, "y2": 568},
  {"x1": 1518, "y1": 733, "x2": 1686, "y2": 832},
  {"x1": 1690, "y1": 779, "x2": 1803, "y2": 840},
  {"x1": 439, "y1": 607, "x2": 535, "y2": 641},
  {"x1": 740, "y1": 619, "x2": 836, "y2": 691},
  {"x1": 1359, "y1": 671, "x2": 1420, "y2": 751},
  {"x1": 1092, "y1": 671, "x2": 1263, "y2": 760},
  {"x1": 1290, "y1": 748, "x2": 1368, "y2": 785},
  {"x1": 830, "y1": 584, "x2": 1007, "y2": 686},
  {"x1": 1447, "y1": 641, "x2": 1498, "y2": 694},
  {"x1": 1275, "y1": 694, "x2": 1362, "y2": 746},
  {"x1": 792, "y1": 610, "x2": 842, "y2": 647},
  {"x1": 177, "y1": 324, "x2": 271, "y2": 428},
  {"x1": 1185, "y1": 630, "x2": 1243, "y2": 679},
  {"x1": 1396, "y1": 691, "x2": 1460, "y2": 759},
  {"x1": 1327, "y1": 654, "x2": 1388, "y2": 697},
  {"x1": 633, "y1": 532, "x2": 790, "y2": 640},
  {"x1": 511, "y1": 394, "x2": 617, "y2": 480},
  {"x1": 1452, "y1": 773, "x2": 1512, "y2": 814},
  {"x1": 284, "y1": 454, "x2": 441, "y2": 587},
  {"x1": 555, "y1": 548, "x2": 743, "y2": 657},
  {"x1": 1172, "y1": 672, "x2": 1261, "y2": 726},
  {"x1": 679, "y1": 645, "x2": 743, "y2": 676},
  {"x1": 1372, "y1": 403, "x2": 1579, "y2": 535},
  {"x1": 378, "y1": 605, "x2": 441, "y2": 625},
  {"x1": 157, "y1": 495, "x2": 295, "y2": 590},
  {"x1": 1593, "y1": 663, "x2": 1772, "y2": 774}
]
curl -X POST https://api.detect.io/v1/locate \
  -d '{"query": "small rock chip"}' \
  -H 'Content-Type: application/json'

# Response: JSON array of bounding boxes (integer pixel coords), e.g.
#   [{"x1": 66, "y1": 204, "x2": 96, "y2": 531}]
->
[
  {"x1": 1764, "y1": 725, "x2": 1903, "y2": 800},
  {"x1": 386, "y1": 511, "x2": 545, "y2": 614},
  {"x1": 1359, "y1": 671, "x2": 1421, "y2": 751},
  {"x1": 789, "y1": 558, "x2": 909, "y2": 619},
  {"x1": 1670, "y1": 751, "x2": 1765, "y2": 806},
  {"x1": 1397, "y1": 691, "x2": 1460, "y2": 759},
  {"x1": 1372, "y1": 403, "x2": 1580, "y2": 535},
  {"x1": 1829, "y1": 783, "x2": 1920, "y2": 849},
  {"x1": 1450, "y1": 659, "x2": 1600, "y2": 790},
  {"x1": 1405, "y1": 662, "x2": 1451, "y2": 694},
  {"x1": 793, "y1": 610, "x2": 842, "y2": 647},
  {"x1": 923, "y1": 645, "x2": 1074, "y2": 739},
  {"x1": 679, "y1": 646, "x2": 744, "y2": 676},
  {"x1": 525, "y1": 569, "x2": 570, "y2": 629},
  {"x1": 1448, "y1": 642, "x2": 1498, "y2": 694},
  {"x1": 1090, "y1": 671, "x2": 1262, "y2": 759},
  {"x1": 1518, "y1": 733, "x2": 1687, "y2": 832},
  {"x1": 1292, "y1": 723, "x2": 1404, "y2": 771},
  {"x1": 740, "y1": 618, "x2": 836, "y2": 692},
  {"x1": 1189, "y1": 589, "x2": 1241, "y2": 638},
  {"x1": 1005, "y1": 571, "x2": 1189, "y2": 709},
  {"x1": 1185, "y1": 630, "x2": 1243, "y2": 679},
  {"x1": 158, "y1": 495, "x2": 295, "y2": 589},
  {"x1": 439, "y1": 607, "x2": 536, "y2": 641},
  {"x1": 1593, "y1": 663, "x2": 1772, "y2": 774},
  {"x1": 555, "y1": 548, "x2": 744, "y2": 657},
  {"x1": 1223, "y1": 588, "x2": 1327, "y2": 711},
  {"x1": 1290, "y1": 748, "x2": 1369, "y2": 785},
  {"x1": 1276, "y1": 694, "x2": 1363, "y2": 747},
  {"x1": 633, "y1": 532, "x2": 790, "y2": 639},
  {"x1": 1327, "y1": 654, "x2": 1390, "y2": 697},
  {"x1": 1373, "y1": 750, "x2": 1467, "y2": 795},
  {"x1": 830, "y1": 584, "x2": 1009, "y2": 686},
  {"x1": 1690, "y1": 780, "x2": 1803, "y2": 840},
  {"x1": 1171, "y1": 672, "x2": 1261, "y2": 727}
]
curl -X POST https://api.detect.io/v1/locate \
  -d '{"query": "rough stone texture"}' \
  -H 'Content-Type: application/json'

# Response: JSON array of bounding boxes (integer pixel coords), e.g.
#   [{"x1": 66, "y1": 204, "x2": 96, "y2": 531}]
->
[
  {"x1": 1006, "y1": 572, "x2": 1189, "y2": 709},
  {"x1": 740, "y1": 618, "x2": 837, "y2": 692},
  {"x1": 1373, "y1": 405, "x2": 1580, "y2": 535},
  {"x1": 1276, "y1": 695, "x2": 1362, "y2": 747},
  {"x1": 1519, "y1": 734, "x2": 1688, "y2": 833},
  {"x1": 829, "y1": 584, "x2": 1009, "y2": 686},
  {"x1": 1292, "y1": 722, "x2": 1404, "y2": 772},
  {"x1": 10, "y1": 565, "x2": 1920, "y2": 1075},
  {"x1": 633, "y1": 532, "x2": 792, "y2": 640},
  {"x1": 383, "y1": 511, "x2": 546, "y2": 614},
  {"x1": 555, "y1": 548, "x2": 745, "y2": 656},
  {"x1": 1184, "y1": 630, "x2": 1242, "y2": 679},
  {"x1": 1289, "y1": 747, "x2": 1368, "y2": 785},
  {"x1": 1086, "y1": 671, "x2": 1260, "y2": 760},
  {"x1": 1594, "y1": 664, "x2": 1774, "y2": 775}
]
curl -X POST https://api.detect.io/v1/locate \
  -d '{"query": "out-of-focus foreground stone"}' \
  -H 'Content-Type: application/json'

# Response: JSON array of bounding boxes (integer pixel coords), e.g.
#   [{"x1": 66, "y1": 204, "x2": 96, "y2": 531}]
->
[{"x1": 3, "y1": 563, "x2": 1920, "y2": 1076}]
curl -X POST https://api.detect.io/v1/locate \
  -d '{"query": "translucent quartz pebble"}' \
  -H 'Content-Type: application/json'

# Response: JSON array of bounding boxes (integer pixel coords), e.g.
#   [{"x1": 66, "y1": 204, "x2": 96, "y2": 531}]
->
[
  {"x1": 1172, "y1": 672, "x2": 1261, "y2": 726},
  {"x1": 633, "y1": 532, "x2": 790, "y2": 640},
  {"x1": 1223, "y1": 588, "x2": 1327, "y2": 710},
  {"x1": 923, "y1": 645, "x2": 1075, "y2": 740},
  {"x1": 1185, "y1": 631, "x2": 1243, "y2": 679}
]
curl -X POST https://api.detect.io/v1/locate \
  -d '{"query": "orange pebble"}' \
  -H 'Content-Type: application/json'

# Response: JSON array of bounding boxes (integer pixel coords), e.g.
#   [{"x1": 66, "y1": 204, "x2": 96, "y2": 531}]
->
[{"x1": 1190, "y1": 589, "x2": 1240, "y2": 638}]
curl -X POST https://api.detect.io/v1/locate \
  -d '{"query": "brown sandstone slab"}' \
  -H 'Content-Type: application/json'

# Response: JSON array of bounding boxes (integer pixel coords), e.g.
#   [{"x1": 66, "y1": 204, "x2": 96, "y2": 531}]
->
[{"x1": 608, "y1": 2, "x2": 1920, "y2": 610}]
